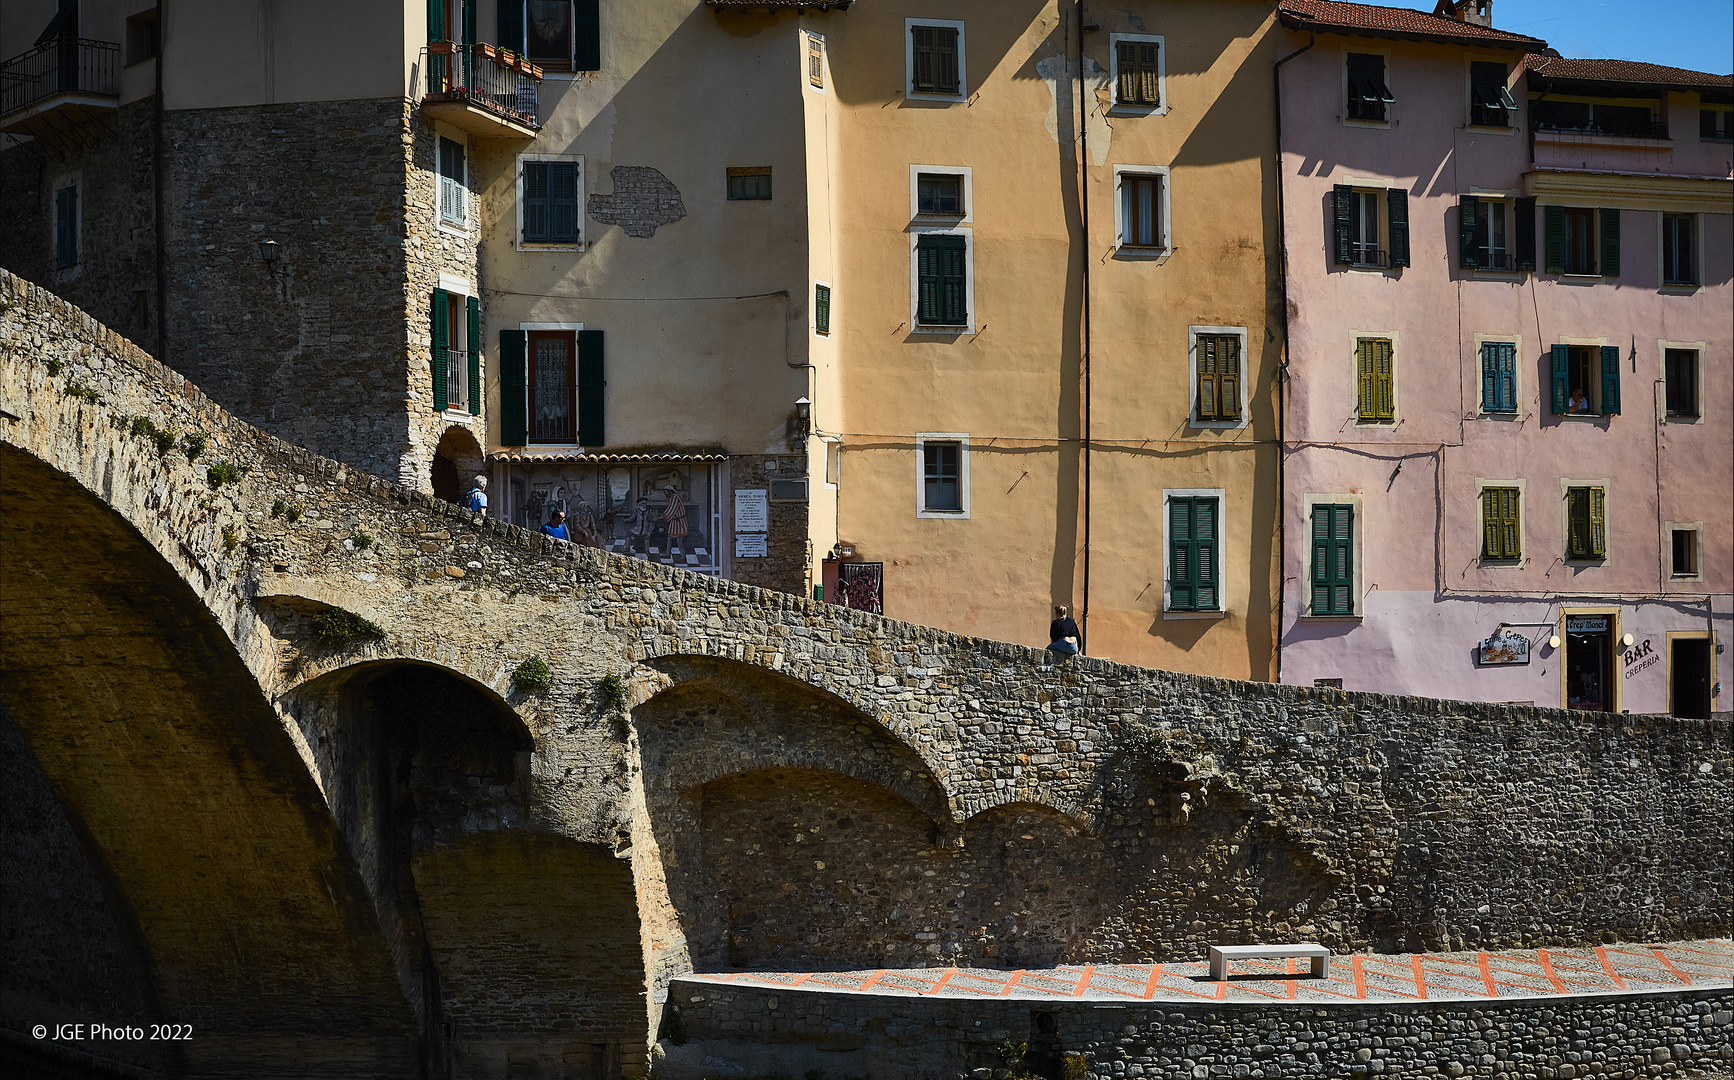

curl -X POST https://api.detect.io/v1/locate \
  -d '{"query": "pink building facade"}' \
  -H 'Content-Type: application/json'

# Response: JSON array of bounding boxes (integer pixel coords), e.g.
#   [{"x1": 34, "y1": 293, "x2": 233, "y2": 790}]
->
[{"x1": 1275, "y1": 1, "x2": 1732, "y2": 716}]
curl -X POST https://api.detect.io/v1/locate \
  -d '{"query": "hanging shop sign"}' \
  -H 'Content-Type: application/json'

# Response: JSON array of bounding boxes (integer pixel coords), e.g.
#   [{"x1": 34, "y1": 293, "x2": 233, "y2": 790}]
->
[
  {"x1": 1566, "y1": 616, "x2": 1609, "y2": 635},
  {"x1": 1476, "y1": 628, "x2": 1531, "y2": 665}
]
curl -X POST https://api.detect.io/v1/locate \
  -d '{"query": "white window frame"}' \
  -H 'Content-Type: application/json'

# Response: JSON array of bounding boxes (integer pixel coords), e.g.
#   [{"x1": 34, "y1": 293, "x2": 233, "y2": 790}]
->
[
  {"x1": 806, "y1": 31, "x2": 826, "y2": 94},
  {"x1": 1659, "y1": 212, "x2": 1703, "y2": 291},
  {"x1": 904, "y1": 18, "x2": 967, "y2": 103},
  {"x1": 1559, "y1": 477, "x2": 1613, "y2": 563},
  {"x1": 1188, "y1": 325, "x2": 1250, "y2": 430},
  {"x1": 1349, "y1": 329, "x2": 1400, "y2": 425},
  {"x1": 908, "y1": 164, "x2": 973, "y2": 223},
  {"x1": 515, "y1": 152, "x2": 586, "y2": 252},
  {"x1": 51, "y1": 170, "x2": 82, "y2": 278},
  {"x1": 908, "y1": 227, "x2": 976, "y2": 335},
  {"x1": 1664, "y1": 520, "x2": 1704, "y2": 581},
  {"x1": 1467, "y1": 188, "x2": 1519, "y2": 274},
  {"x1": 1107, "y1": 33, "x2": 1167, "y2": 116},
  {"x1": 1658, "y1": 338, "x2": 1707, "y2": 425},
  {"x1": 1341, "y1": 43, "x2": 1394, "y2": 129},
  {"x1": 1473, "y1": 332, "x2": 1524, "y2": 418},
  {"x1": 438, "y1": 273, "x2": 475, "y2": 421},
  {"x1": 1301, "y1": 493, "x2": 1364, "y2": 619},
  {"x1": 1162, "y1": 488, "x2": 1227, "y2": 619},
  {"x1": 436, "y1": 128, "x2": 470, "y2": 235},
  {"x1": 915, "y1": 432, "x2": 970, "y2": 518},
  {"x1": 1474, "y1": 478, "x2": 1527, "y2": 566},
  {"x1": 1112, "y1": 165, "x2": 1172, "y2": 257}
]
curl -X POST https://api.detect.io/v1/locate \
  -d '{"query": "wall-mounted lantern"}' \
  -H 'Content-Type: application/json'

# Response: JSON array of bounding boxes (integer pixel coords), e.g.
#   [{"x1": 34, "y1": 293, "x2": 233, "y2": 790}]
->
[{"x1": 259, "y1": 239, "x2": 279, "y2": 264}]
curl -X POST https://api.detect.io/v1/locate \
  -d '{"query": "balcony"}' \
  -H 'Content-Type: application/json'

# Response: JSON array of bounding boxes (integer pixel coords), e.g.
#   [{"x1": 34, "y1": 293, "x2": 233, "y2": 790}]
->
[
  {"x1": 1536, "y1": 117, "x2": 1670, "y2": 141},
  {"x1": 0, "y1": 38, "x2": 119, "y2": 156},
  {"x1": 419, "y1": 43, "x2": 540, "y2": 139}
]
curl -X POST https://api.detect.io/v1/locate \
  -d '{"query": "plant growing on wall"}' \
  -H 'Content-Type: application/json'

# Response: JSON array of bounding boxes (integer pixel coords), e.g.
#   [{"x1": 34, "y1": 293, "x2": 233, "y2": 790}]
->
[
  {"x1": 513, "y1": 655, "x2": 554, "y2": 694},
  {"x1": 598, "y1": 672, "x2": 628, "y2": 712},
  {"x1": 314, "y1": 607, "x2": 385, "y2": 646},
  {"x1": 181, "y1": 432, "x2": 208, "y2": 462},
  {"x1": 206, "y1": 461, "x2": 249, "y2": 489}
]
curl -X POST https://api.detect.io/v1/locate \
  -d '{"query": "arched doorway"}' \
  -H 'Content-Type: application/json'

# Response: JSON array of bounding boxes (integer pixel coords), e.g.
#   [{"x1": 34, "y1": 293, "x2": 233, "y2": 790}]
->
[{"x1": 432, "y1": 425, "x2": 484, "y2": 504}]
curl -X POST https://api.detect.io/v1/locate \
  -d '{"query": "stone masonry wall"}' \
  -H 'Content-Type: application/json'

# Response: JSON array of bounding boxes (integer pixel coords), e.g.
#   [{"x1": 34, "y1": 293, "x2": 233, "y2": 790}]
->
[
  {"x1": 728, "y1": 451, "x2": 810, "y2": 594},
  {"x1": 663, "y1": 980, "x2": 1734, "y2": 1080}
]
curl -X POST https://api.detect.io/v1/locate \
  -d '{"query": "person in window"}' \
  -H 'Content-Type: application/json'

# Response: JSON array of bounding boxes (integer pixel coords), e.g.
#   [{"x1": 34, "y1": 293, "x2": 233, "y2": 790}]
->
[
  {"x1": 539, "y1": 509, "x2": 569, "y2": 541},
  {"x1": 464, "y1": 475, "x2": 489, "y2": 516},
  {"x1": 1047, "y1": 605, "x2": 1080, "y2": 657},
  {"x1": 1569, "y1": 389, "x2": 1591, "y2": 413}
]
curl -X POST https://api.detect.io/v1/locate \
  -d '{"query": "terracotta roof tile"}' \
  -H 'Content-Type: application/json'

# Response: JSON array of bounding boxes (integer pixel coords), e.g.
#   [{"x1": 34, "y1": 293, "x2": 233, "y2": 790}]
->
[
  {"x1": 1279, "y1": 1, "x2": 1547, "y2": 49},
  {"x1": 1521, "y1": 55, "x2": 1733, "y2": 89}
]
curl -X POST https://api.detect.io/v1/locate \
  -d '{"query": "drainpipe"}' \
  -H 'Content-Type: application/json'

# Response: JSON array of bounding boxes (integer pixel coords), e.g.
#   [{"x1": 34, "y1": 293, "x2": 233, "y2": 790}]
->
[
  {"x1": 1271, "y1": 31, "x2": 1314, "y2": 684},
  {"x1": 153, "y1": 1, "x2": 167, "y2": 362},
  {"x1": 1077, "y1": 0, "x2": 1093, "y2": 655}
]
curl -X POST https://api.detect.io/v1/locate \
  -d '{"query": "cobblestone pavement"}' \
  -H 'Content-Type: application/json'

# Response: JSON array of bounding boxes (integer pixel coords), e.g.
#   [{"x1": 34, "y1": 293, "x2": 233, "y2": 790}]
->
[{"x1": 687, "y1": 939, "x2": 1733, "y2": 1004}]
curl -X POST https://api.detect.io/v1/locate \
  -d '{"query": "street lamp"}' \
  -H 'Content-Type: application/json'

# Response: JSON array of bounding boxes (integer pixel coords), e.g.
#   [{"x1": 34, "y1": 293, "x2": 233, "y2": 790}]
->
[{"x1": 259, "y1": 239, "x2": 279, "y2": 265}]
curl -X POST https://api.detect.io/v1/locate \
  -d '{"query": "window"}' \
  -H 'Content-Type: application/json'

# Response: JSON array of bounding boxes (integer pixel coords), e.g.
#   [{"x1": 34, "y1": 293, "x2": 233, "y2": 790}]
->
[
  {"x1": 1469, "y1": 60, "x2": 1514, "y2": 127},
  {"x1": 1332, "y1": 185, "x2": 1409, "y2": 268},
  {"x1": 508, "y1": 1, "x2": 599, "y2": 72},
  {"x1": 519, "y1": 156, "x2": 581, "y2": 246},
  {"x1": 126, "y1": 9, "x2": 161, "y2": 66},
  {"x1": 1533, "y1": 97, "x2": 1663, "y2": 138},
  {"x1": 1545, "y1": 205, "x2": 1619, "y2": 276},
  {"x1": 808, "y1": 32, "x2": 824, "y2": 90},
  {"x1": 918, "y1": 173, "x2": 962, "y2": 215},
  {"x1": 908, "y1": 21, "x2": 964, "y2": 98},
  {"x1": 1549, "y1": 344, "x2": 1620, "y2": 417},
  {"x1": 1194, "y1": 332, "x2": 1242, "y2": 423},
  {"x1": 1167, "y1": 495, "x2": 1220, "y2": 612},
  {"x1": 498, "y1": 327, "x2": 602, "y2": 447},
  {"x1": 1703, "y1": 106, "x2": 1733, "y2": 140},
  {"x1": 915, "y1": 234, "x2": 968, "y2": 328},
  {"x1": 1310, "y1": 504, "x2": 1355, "y2": 616},
  {"x1": 727, "y1": 167, "x2": 772, "y2": 201},
  {"x1": 1663, "y1": 214, "x2": 1697, "y2": 286},
  {"x1": 1120, "y1": 174, "x2": 1163, "y2": 249},
  {"x1": 439, "y1": 137, "x2": 467, "y2": 228},
  {"x1": 431, "y1": 287, "x2": 479, "y2": 415},
  {"x1": 1356, "y1": 337, "x2": 1394, "y2": 422},
  {"x1": 1346, "y1": 52, "x2": 1392, "y2": 122},
  {"x1": 528, "y1": 331, "x2": 575, "y2": 443},
  {"x1": 917, "y1": 436, "x2": 968, "y2": 516},
  {"x1": 813, "y1": 283, "x2": 831, "y2": 335},
  {"x1": 1111, "y1": 35, "x2": 1163, "y2": 110},
  {"x1": 1481, "y1": 486, "x2": 1521, "y2": 560},
  {"x1": 1665, "y1": 348, "x2": 1699, "y2": 418},
  {"x1": 54, "y1": 184, "x2": 77, "y2": 269},
  {"x1": 1565, "y1": 486, "x2": 1606, "y2": 560},
  {"x1": 1459, "y1": 195, "x2": 1534, "y2": 271},
  {"x1": 1480, "y1": 341, "x2": 1517, "y2": 413},
  {"x1": 1671, "y1": 528, "x2": 1700, "y2": 578}
]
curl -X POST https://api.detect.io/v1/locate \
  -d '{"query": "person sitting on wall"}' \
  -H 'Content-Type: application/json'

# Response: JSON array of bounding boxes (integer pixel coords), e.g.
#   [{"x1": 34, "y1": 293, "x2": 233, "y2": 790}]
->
[
  {"x1": 1569, "y1": 389, "x2": 1592, "y2": 413},
  {"x1": 540, "y1": 509, "x2": 569, "y2": 542},
  {"x1": 464, "y1": 475, "x2": 489, "y2": 517},
  {"x1": 1047, "y1": 605, "x2": 1080, "y2": 657}
]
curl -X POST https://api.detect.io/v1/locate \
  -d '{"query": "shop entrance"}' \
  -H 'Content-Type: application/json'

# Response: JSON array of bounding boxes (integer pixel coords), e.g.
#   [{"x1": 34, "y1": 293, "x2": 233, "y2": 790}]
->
[
  {"x1": 1565, "y1": 615, "x2": 1613, "y2": 711},
  {"x1": 1670, "y1": 638, "x2": 1713, "y2": 719}
]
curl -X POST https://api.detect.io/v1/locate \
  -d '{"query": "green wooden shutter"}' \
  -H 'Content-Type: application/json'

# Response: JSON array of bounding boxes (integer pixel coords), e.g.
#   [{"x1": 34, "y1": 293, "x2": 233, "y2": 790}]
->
[
  {"x1": 911, "y1": 25, "x2": 934, "y2": 91},
  {"x1": 1387, "y1": 188, "x2": 1410, "y2": 268},
  {"x1": 577, "y1": 329, "x2": 604, "y2": 446},
  {"x1": 461, "y1": 0, "x2": 474, "y2": 43},
  {"x1": 1220, "y1": 336, "x2": 1240, "y2": 420},
  {"x1": 1138, "y1": 43, "x2": 1159, "y2": 105},
  {"x1": 466, "y1": 294, "x2": 481, "y2": 416},
  {"x1": 1600, "y1": 344, "x2": 1621, "y2": 416},
  {"x1": 500, "y1": 329, "x2": 527, "y2": 446},
  {"x1": 1515, "y1": 197, "x2": 1536, "y2": 271},
  {"x1": 523, "y1": 161, "x2": 548, "y2": 242},
  {"x1": 1544, "y1": 205, "x2": 1565, "y2": 274},
  {"x1": 1483, "y1": 487, "x2": 1519, "y2": 559},
  {"x1": 1197, "y1": 336, "x2": 1219, "y2": 421},
  {"x1": 814, "y1": 283, "x2": 830, "y2": 334},
  {"x1": 1566, "y1": 488, "x2": 1586, "y2": 558},
  {"x1": 1589, "y1": 487, "x2": 1606, "y2": 557},
  {"x1": 1333, "y1": 185, "x2": 1354, "y2": 264},
  {"x1": 1495, "y1": 342, "x2": 1516, "y2": 412},
  {"x1": 549, "y1": 161, "x2": 578, "y2": 243},
  {"x1": 431, "y1": 288, "x2": 449, "y2": 412},
  {"x1": 1480, "y1": 343, "x2": 1498, "y2": 412},
  {"x1": 1358, "y1": 339, "x2": 1393, "y2": 420},
  {"x1": 55, "y1": 187, "x2": 76, "y2": 268},
  {"x1": 1550, "y1": 344, "x2": 1570, "y2": 414},
  {"x1": 1500, "y1": 488, "x2": 1520, "y2": 559},
  {"x1": 1482, "y1": 488, "x2": 1501, "y2": 558},
  {"x1": 917, "y1": 236, "x2": 941, "y2": 323},
  {"x1": 1599, "y1": 208, "x2": 1620, "y2": 276},
  {"x1": 575, "y1": 0, "x2": 600, "y2": 71},
  {"x1": 1116, "y1": 41, "x2": 1136, "y2": 103},
  {"x1": 1311, "y1": 504, "x2": 1353, "y2": 615},
  {"x1": 1459, "y1": 195, "x2": 1480, "y2": 269},
  {"x1": 1195, "y1": 497, "x2": 1218, "y2": 610},
  {"x1": 919, "y1": 235, "x2": 967, "y2": 325},
  {"x1": 1169, "y1": 498, "x2": 1195, "y2": 610},
  {"x1": 1356, "y1": 339, "x2": 1374, "y2": 419},
  {"x1": 428, "y1": 0, "x2": 444, "y2": 41},
  {"x1": 498, "y1": 0, "x2": 522, "y2": 51},
  {"x1": 935, "y1": 27, "x2": 959, "y2": 94}
]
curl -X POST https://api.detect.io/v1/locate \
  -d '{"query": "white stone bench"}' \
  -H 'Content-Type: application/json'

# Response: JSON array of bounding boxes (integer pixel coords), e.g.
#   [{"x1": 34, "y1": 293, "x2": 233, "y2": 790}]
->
[{"x1": 1208, "y1": 943, "x2": 1330, "y2": 981}]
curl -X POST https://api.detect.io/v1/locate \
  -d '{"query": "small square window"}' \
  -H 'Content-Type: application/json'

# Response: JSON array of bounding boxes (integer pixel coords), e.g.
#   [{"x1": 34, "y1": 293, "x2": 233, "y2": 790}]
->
[
  {"x1": 520, "y1": 156, "x2": 582, "y2": 245},
  {"x1": 915, "y1": 234, "x2": 968, "y2": 327},
  {"x1": 727, "y1": 167, "x2": 772, "y2": 201},
  {"x1": 1665, "y1": 349, "x2": 1699, "y2": 418},
  {"x1": 1481, "y1": 486, "x2": 1521, "y2": 560},
  {"x1": 917, "y1": 173, "x2": 963, "y2": 216},
  {"x1": 1346, "y1": 52, "x2": 1392, "y2": 122},
  {"x1": 439, "y1": 137, "x2": 467, "y2": 227},
  {"x1": 909, "y1": 22, "x2": 963, "y2": 97},
  {"x1": 1671, "y1": 528, "x2": 1699, "y2": 577},
  {"x1": 814, "y1": 283, "x2": 831, "y2": 335},
  {"x1": 1663, "y1": 214, "x2": 1697, "y2": 286},
  {"x1": 922, "y1": 441, "x2": 962, "y2": 513},
  {"x1": 1702, "y1": 106, "x2": 1733, "y2": 140},
  {"x1": 1114, "y1": 39, "x2": 1161, "y2": 107}
]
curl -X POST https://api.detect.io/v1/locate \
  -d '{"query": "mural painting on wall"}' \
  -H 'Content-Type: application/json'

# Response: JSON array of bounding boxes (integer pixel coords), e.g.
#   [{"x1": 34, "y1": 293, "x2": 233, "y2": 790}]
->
[{"x1": 517, "y1": 462, "x2": 720, "y2": 573}]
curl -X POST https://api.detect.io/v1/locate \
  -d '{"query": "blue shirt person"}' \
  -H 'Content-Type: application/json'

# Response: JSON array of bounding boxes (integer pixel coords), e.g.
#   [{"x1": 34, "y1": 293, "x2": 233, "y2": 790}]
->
[{"x1": 540, "y1": 509, "x2": 569, "y2": 541}]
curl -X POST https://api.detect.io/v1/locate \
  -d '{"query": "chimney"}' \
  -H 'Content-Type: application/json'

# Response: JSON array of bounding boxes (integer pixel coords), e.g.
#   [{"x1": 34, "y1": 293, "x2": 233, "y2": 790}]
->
[{"x1": 1434, "y1": 1, "x2": 1493, "y2": 27}]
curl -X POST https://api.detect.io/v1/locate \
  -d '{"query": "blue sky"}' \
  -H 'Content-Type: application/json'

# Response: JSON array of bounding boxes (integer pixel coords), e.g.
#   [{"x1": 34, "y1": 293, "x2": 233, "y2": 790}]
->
[{"x1": 1399, "y1": 1, "x2": 1734, "y2": 75}]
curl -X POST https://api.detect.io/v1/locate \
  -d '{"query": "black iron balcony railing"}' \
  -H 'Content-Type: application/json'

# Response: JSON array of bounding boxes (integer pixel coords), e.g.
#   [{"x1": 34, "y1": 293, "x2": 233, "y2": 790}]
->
[
  {"x1": 419, "y1": 43, "x2": 540, "y2": 131},
  {"x1": 1, "y1": 38, "x2": 118, "y2": 117},
  {"x1": 1535, "y1": 117, "x2": 1669, "y2": 140}
]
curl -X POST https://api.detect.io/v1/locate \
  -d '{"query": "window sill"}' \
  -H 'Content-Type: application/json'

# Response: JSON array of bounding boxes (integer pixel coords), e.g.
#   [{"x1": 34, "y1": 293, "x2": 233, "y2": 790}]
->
[
  {"x1": 1344, "y1": 117, "x2": 1392, "y2": 129},
  {"x1": 1670, "y1": 573, "x2": 1705, "y2": 582},
  {"x1": 1108, "y1": 102, "x2": 1166, "y2": 117},
  {"x1": 906, "y1": 91, "x2": 966, "y2": 104},
  {"x1": 1464, "y1": 123, "x2": 1516, "y2": 136},
  {"x1": 1164, "y1": 609, "x2": 1227, "y2": 621},
  {"x1": 1354, "y1": 418, "x2": 1398, "y2": 426},
  {"x1": 913, "y1": 212, "x2": 968, "y2": 223},
  {"x1": 916, "y1": 509, "x2": 969, "y2": 520},
  {"x1": 912, "y1": 324, "x2": 972, "y2": 335},
  {"x1": 1116, "y1": 244, "x2": 1171, "y2": 259},
  {"x1": 1471, "y1": 266, "x2": 1522, "y2": 277},
  {"x1": 1479, "y1": 409, "x2": 1521, "y2": 420},
  {"x1": 441, "y1": 410, "x2": 476, "y2": 423},
  {"x1": 1660, "y1": 282, "x2": 1701, "y2": 294},
  {"x1": 1191, "y1": 418, "x2": 1248, "y2": 430},
  {"x1": 1559, "y1": 273, "x2": 1603, "y2": 281},
  {"x1": 1302, "y1": 613, "x2": 1362, "y2": 622},
  {"x1": 1556, "y1": 413, "x2": 1607, "y2": 422},
  {"x1": 1477, "y1": 557, "x2": 1524, "y2": 568},
  {"x1": 517, "y1": 241, "x2": 586, "y2": 253},
  {"x1": 1662, "y1": 413, "x2": 1703, "y2": 424},
  {"x1": 1564, "y1": 557, "x2": 1608, "y2": 566}
]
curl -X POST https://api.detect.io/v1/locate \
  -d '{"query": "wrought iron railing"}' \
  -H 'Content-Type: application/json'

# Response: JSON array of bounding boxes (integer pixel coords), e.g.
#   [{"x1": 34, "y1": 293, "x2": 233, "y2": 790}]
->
[
  {"x1": 419, "y1": 43, "x2": 540, "y2": 130},
  {"x1": 1350, "y1": 245, "x2": 1388, "y2": 269},
  {"x1": 1535, "y1": 117, "x2": 1669, "y2": 139},
  {"x1": 0, "y1": 38, "x2": 119, "y2": 117},
  {"x1": 530, "y1": 386, "x2": 574, "y2": 443},
  {"x1": 1477, "y1": 250, "x2": 1513, "y2": 271},
  {"x1": 447, "y1": 348, "x2": 469, "y2": 413}
]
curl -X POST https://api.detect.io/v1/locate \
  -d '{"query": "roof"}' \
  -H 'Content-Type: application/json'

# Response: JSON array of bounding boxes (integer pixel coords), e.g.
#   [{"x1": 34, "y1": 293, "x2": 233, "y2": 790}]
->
[
  {"x1": 1522, "y1": 55, "x2": 1734, "y2": 91},
  {"x1": 1278, "y1": 1, "x2": 1548, "y2": 50}
]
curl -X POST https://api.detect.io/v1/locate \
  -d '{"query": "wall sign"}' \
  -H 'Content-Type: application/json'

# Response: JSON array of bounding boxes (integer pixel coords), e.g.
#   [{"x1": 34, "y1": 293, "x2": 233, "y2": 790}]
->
[
  {"x1": 1476, "y1": 629, "x2": 1530, "y2": 666},
  {"x1": 735, "y1": 533, "x2": 768, "y2": 558},
  {"x1": 734, "y1": 489, "x2": 769, "y2": 532},
  {"x1": 1566, "y1": 616, "x2": 1609, "y2": 634}
]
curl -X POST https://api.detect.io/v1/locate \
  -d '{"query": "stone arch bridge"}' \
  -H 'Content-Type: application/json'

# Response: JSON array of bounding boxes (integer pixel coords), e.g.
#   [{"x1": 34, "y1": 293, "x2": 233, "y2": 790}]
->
[{"x1": 2, "y1": 269, "x2": 1728, "y2": 1079}]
